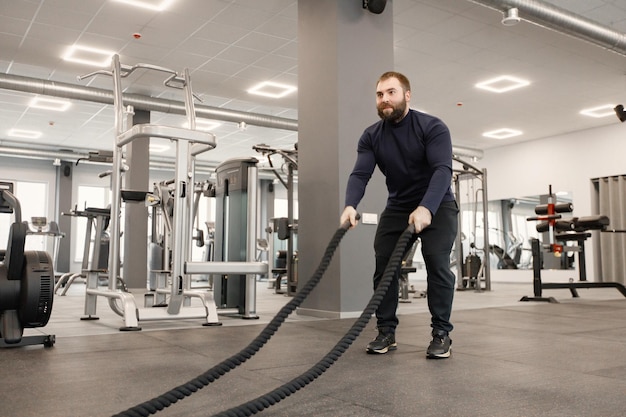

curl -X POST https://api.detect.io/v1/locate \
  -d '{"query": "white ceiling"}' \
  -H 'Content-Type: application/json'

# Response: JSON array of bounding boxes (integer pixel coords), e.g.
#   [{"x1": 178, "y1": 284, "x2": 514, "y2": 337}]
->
[{"x1": 1, "y1": 0, "x2": 626, "y2": 168}]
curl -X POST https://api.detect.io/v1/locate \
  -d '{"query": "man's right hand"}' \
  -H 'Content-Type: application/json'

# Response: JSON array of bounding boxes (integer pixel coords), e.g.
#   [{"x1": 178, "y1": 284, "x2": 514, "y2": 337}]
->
[{"x1": 340, "y1": 206, "x2": 358, "y2": 228}]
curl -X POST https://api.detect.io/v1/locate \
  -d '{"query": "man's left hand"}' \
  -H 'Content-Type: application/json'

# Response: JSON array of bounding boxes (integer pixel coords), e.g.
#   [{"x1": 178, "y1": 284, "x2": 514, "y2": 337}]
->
[{"x1": 409, "y1": 206, "x2": 432, "y2": 233}]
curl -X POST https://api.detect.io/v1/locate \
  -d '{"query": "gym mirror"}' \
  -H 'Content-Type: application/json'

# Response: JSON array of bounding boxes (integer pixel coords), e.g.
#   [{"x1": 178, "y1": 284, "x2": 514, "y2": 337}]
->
[{"x1": 489, "y1": 192, "x2": 574, "y2": 270}]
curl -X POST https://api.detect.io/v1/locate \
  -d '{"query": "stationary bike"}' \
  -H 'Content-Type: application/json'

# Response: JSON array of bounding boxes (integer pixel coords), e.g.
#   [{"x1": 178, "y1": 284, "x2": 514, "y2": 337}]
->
[{"x1": 0, "y1": 182, "x2": 55, "y2": 348}]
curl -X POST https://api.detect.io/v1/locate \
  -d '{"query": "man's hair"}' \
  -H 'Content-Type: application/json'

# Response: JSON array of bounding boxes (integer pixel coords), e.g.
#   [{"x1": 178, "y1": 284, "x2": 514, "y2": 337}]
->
[{"x1": 378, "y1": 71, "x2": 411, "y2": 92}]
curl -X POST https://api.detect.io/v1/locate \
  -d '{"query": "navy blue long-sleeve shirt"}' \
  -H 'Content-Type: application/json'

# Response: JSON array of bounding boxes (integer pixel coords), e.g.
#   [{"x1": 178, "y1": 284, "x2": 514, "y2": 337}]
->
[{"x1": 345, "y1": 109, "x2": 455, "y2": 215}]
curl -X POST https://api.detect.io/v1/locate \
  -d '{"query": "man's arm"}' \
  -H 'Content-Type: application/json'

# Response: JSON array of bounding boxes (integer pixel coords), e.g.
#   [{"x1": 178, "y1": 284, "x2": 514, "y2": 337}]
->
[{"x1": 419, "y1": 119, "x2": 453, "y2": 216}]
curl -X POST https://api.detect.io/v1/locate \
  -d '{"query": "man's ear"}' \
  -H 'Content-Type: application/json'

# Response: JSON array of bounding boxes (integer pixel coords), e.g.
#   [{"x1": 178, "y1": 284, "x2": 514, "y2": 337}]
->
[{"x1": 405, "y1": 89, "x2": 411, "y2": 103}]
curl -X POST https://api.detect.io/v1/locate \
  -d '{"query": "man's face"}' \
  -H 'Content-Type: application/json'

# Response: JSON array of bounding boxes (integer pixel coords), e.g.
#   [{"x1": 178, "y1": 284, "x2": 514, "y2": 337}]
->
[{"x1": 376, "y1": 77, "x2": 411, "y2": 122}]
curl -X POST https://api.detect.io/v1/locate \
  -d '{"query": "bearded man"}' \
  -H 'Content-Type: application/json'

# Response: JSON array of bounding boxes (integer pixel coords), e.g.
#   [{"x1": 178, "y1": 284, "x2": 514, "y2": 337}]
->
[{"x1": 340, "y1": 71, "x2": 459, "y2": 359}]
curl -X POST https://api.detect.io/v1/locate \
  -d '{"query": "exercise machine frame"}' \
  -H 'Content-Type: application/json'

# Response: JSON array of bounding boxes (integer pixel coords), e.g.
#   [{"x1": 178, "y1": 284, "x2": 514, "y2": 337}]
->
[
  {"x1": 453, "y1": 156, "x2": 491, "y2": 291},
  {"x1": 0, "y1": 182, "x2": 55, "y2": 348},
  {"x1": 253, "y1": 143, "x2": 298, "y2": 295},
  {"x1": 77, "y1": 55, "x2": 267, "y2": 330},
  {"x1": 521, "y1": 185, "x2": 626, "y2": 303}
]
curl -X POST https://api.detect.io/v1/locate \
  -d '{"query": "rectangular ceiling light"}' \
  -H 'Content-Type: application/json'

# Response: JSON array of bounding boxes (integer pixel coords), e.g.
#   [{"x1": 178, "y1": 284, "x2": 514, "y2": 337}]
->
[
  {"x1": 579, "y1": 104, "x2": 616, "y2": 118},
  {"x1": 247, "y1": 81, "x2": 297, "y2": 99},
  {"x1": 29, "y1": 97, "x2": 71, "y2": 112},
  {"x1": 475, "y1": 75, "x2": 530, "y2": 93},
  {"x1": 8, "y1": 129, "x2": 42, "y2": 139},
  {"x1": 482, "y1": 128, "x2": 522, "y2": 139},
  {"x1": 113, "y1": 0, "x2": 176, "y2": 11},
  {"x1": 63, "y1": 44, "x2": 116, "y2": 67}
]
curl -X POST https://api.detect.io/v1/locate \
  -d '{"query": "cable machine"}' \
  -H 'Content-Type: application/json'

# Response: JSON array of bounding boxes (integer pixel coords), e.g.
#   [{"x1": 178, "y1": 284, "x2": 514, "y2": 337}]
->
[
  {"x1": 213, "y1": 157, "x2": 260, "y2": 318},
  {"x1": 253, "y1": 143, "x2": 298, "y2": 295},
  {"x1": 453, "y1": 156, "x2": 491, "y2": 291}
]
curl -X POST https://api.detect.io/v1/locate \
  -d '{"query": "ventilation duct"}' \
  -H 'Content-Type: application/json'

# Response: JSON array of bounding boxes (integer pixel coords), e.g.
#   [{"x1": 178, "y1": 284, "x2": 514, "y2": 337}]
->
[
  {"x1": 0, "y1": 145, "x2": 87, "y2": 163},
  {"x1": 467, "y1": 0, "x2": 626, "y2": 57},
  {"x1": 0, "y1": 73, "x2": 298, "y2": 132}
]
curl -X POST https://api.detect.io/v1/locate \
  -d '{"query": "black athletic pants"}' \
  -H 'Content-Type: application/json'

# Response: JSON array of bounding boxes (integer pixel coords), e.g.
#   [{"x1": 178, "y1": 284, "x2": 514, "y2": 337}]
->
[{"x1": 373, "y1": 200, "x2": 458, "y2": 335}]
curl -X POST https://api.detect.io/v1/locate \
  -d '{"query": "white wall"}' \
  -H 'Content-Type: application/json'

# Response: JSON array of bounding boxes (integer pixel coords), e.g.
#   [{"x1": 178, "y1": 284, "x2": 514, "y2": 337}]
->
[{"x1": 480, "y1": 121, "x2": 626, "y2": 282}]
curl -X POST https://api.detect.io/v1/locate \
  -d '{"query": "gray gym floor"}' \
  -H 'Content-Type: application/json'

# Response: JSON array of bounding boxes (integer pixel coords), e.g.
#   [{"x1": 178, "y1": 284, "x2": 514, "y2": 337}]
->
[{"x1": 2, "y1": 280, "x2": 626, "y2": 417}]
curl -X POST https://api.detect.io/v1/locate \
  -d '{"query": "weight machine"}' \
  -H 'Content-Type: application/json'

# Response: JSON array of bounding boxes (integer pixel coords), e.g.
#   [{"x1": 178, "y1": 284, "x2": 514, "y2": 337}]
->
[
  {"x1": 212, "y1": 157, "x2": 261, "y2": 318},
  {"x1": 253, "y1": 143, "x2": 298, "y2": 296},
  {"x1": 55, "y1": 206, "x2": 113, "y2": 295},
  {"x1": 0, "y1": 182, "x2": 55, "y2": 348},
  {"x1": 76, "y1": 55, "x2": 267, "y2": 330},
  {"x1": 453, "y1": 156, "x2": 491, "y2": 291},
  {"x1": 522, "y1": 185, "x2": 626, "y2": 303}
]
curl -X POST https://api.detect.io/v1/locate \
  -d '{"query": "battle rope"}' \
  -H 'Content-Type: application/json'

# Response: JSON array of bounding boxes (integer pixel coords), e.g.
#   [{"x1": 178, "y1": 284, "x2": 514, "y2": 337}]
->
[
  {"x1": 212, "y1": 223, "x2": 415, "y2": 417},
  {"x1": 114, "y1": 219, "x2": 357, "y2": 417}
]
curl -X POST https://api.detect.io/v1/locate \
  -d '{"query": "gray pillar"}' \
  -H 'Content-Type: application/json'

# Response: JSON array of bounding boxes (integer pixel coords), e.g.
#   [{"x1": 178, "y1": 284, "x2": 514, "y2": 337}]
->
[
  {"x1": 122, "y1": 109, "x2": 150, "y2": 288},
  {"x1": 298, "y1": 1, "x2": 393, "y2": 318},
  {"x1": 55, "y1": 161, "x2": 73, "y2": 272}
]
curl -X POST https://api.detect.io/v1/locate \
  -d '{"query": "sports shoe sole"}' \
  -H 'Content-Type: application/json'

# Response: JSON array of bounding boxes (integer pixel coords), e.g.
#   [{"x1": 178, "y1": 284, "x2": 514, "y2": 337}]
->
[
  {"x1": 366, "y1": 343, "x2": 397, "y2": 354},
  {"x1": 426, "y1": 349, "x2": 451, "y2": 359}
]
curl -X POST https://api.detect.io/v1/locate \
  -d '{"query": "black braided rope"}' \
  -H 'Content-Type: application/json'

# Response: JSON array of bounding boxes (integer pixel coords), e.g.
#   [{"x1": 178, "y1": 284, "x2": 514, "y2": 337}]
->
[
  {"x1": 113, "y1": 220, "x2": 355, "y2": 417},
  {"x1": 212, "y1": 223, "x2": 416, "y2": 417}
]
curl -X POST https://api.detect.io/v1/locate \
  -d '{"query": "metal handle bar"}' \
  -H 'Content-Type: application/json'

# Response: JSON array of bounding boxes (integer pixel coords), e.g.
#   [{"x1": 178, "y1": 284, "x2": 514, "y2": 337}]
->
[
  {"x1": 253, "y1": 144, "x2": 297, "y2": 155},
  {"x1": 77, "y1": 62, "x2": 175, "y2": 81},
  {"x1": 76, "y1": 69, "x2": 112, "y2": 81},
  {"x1": 162, "y1": 73, "x2": 203, "y2": 102},
  {"x1": 78, "y1": 58, "x2": 203, "y2": 102},
  {"x1": 253, "y1": 144, "x2": 298, "y2": 167},
  {"x1": 527, "y1": 214, "x2": 562, "y2": 222},
  {"x1": 125, "y1": 62, "x2": 177, "y2": 77}
]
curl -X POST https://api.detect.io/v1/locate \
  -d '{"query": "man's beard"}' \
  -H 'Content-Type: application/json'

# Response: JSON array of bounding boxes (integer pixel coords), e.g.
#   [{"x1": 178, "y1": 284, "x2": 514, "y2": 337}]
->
[{"x1": 377, "y1": 100, "x2": 407, "y2": 122}]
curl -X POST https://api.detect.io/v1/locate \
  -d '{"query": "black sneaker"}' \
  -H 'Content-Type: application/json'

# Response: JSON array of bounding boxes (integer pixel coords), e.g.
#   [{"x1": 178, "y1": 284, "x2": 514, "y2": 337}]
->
[
  {"x1": 366, "y1": 330, "x2": 397, "y2": 354},
  {"x1": 426, "y1": 330, "x2": 451, "y2": 359}
]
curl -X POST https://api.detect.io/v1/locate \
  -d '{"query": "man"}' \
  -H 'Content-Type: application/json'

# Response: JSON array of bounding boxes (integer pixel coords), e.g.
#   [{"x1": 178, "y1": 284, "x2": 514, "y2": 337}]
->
[{"x1": 340, "y1": 71, "x2": 458, "y2": 359}]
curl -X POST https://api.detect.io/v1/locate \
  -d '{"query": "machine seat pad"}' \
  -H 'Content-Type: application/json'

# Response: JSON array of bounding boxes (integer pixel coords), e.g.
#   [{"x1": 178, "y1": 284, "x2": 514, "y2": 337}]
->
[
  {"x1": 84, "y1": 207, "x2": 111, "y2": 216},
  {"x1": 573, "y1": 215, "x2": 609, "y2": 231},
  {"x1": 6, "y1": 222, "x2": 27, "y2": 281},
  {"x1": 536, "y1": 215, "x2": 609, "y2": 233}
]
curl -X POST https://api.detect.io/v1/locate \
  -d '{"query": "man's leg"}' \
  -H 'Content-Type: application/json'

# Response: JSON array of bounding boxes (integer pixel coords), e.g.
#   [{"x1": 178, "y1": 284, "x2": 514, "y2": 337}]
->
[
  {"x1": 419, "y1": 201, "x2": 458, "y2": 358},
  {"x1": 367, "y1": 210, "x2": 415, "y2": 353}
]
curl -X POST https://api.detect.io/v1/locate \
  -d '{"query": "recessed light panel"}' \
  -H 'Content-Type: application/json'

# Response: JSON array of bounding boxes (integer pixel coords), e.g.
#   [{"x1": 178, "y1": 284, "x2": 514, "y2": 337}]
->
[
  {"x1": 475, "y1": 75, "x2": 530, "y2": 93},
  {"x1": 579, "y1": 104, "x2": 616, "y2": 118},
  {"x1": 482, "y1": 128, "x2": 522, "y2": 139},
  {"x1": 8, "y1": 129, "x2": 42, "y2": 139},
  {"x1": 247, "y1": 81, "x2": 297, "y2": 99},
  {"x1": 29, "y1": 97, "x2": 71, "y2": 111},
  {"x1": 63, "y1": 45, "x2": 116, "y2": 67},
  {"x1": 113, "y1": 0, "x2": 176, "y2": 11}
]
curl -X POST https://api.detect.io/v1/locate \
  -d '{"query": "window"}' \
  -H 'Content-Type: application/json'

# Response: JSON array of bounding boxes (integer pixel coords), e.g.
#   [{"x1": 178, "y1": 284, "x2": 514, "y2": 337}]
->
[{"x1": 0, "y1": 180, "x2": 48, "y2": 252}]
